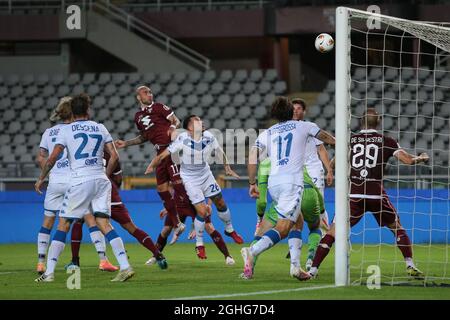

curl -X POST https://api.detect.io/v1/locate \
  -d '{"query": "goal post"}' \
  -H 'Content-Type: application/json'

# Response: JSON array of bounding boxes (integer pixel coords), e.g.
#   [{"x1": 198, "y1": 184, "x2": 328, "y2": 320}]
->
[{"x1": 334, "y1": 6, "x2": 450, "y2": 286}]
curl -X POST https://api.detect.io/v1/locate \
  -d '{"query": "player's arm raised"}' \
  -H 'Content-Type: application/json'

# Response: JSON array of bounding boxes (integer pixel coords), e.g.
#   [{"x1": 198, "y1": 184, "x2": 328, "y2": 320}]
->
[
  {"x1": 35, "y1": 145, "x2": 64, "y2": 194},
  {"x1": 316, "y1": 130, "x2": 336, "y2": 146},
  {"x1": 395, "y1": 149, "x2": 429, "y2": 165},
  {"x1": 317, "y1": 144, "x2": 334, "y2": 186},
  {"x1": 104, "y1": 142, "x2": 119, "y2": 177},
  {"x1": 216, "y1": 145, "x2": 240, "y2": 179},
  {"x1": 167, "y1": 113, "x2": 181, "y2": 141},
  {"x1": 145, "y1": 149, "x2": 170, "y2": 175},
  {"x1": 114, "y1": 135, "x2": 146, "y2": 149}
]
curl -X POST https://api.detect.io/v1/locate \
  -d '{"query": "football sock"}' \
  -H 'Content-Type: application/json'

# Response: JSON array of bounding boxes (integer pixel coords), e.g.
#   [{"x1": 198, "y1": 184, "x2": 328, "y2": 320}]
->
[
  {"x1": 312, "y1": 234, "x2": 335, "y2": 269},
  {"x1": 158, "y1": 191, "x2": 180, "y2": 227},
  {"x1": 250, "y1": 229, "x2": 281, "y2": 257},
  {"x1": 209, "y1": 230, "x2": 230, "y2": 258},
  {"x1": 132, "y1": 228, "x2": 160, "y2": 256},
  {"x1": 70, "y1": 221, "x2": 83, "y2": 261},
  {"x1": 89, "y1": 226, "x2": 106, "y2": 260},
  {"x1": 288, "y1": 230, "x2": 303, "y2": 268},
  {"x1": 37, "y1": 226, "x2": 51, "y2": 263},
  {"x1": 194, "y1": 216, "x2": 205, "y2": 247},
  {"x1": 45, "y1": 230, "x2": 67, "y2": 275},
  {"x1": 307, "y1": 229, "x2": 322, "y2": 261},
  {"x1": 156, "y1": 233, "x2": 167, "y2": 252},
  {"x1": 394, "y1": 229, "x2": 413, "y2": 261},
  {"x1": 105, "y1": 230, "x2": 130, "y2": 270},
  {"x1": 217, "y1": 207, "x2": 234, "y2": 233}
]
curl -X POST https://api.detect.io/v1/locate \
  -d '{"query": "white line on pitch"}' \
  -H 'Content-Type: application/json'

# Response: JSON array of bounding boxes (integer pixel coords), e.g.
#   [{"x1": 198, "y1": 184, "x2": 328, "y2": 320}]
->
[{"x1": 167, "y1": 284, "x2": 336, "y2": 300}]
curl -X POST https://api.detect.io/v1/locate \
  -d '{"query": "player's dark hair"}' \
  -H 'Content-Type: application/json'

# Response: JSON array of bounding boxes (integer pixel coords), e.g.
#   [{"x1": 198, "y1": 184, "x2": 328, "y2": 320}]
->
[
  {"x1": 291, "y1": 98, "x2": 306, "y2": 111},
  {"x1": 183, "y1": 114, "x2": 198, "y2": 130},
  {"x1": 362, "y1": 108, "x2": 380, "y2": 129},
  {"x1": 71, "y1": 93, "x2": 90, "y2": 117},
  {"x1": 271, "y1": 96, "x2": 293, "y2": 122}
]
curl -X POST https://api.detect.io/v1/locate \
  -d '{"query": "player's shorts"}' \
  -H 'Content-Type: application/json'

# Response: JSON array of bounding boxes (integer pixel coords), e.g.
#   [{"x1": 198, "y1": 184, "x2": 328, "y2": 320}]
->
[
  {"x1": 44, "y1": 182, "x2": 70, "y2": 217},
  {"x1": 348, "y1": 193, "x2": 399, "y2": 227},
  {"x1": 60, "y1": 178, "x2": 112, "y2": 220},
  {"x1": 268, "y1": 183, "x2": 303, "y2": 223},
  {"x1": 164, "y1": 205, "x2": 197, "y2": 226},
  {"x1": 110, "y1": 181, "x2": 132, "y2": 225},
  {"x1": 307, "y1": 168, "x2": 325, "y2": 195},
  {"x1": 155, "y1": 156, "x2": 181, "y2": 185},
  {"x1": 182, "y1": 172, "x2": 221, "y2": 205}
]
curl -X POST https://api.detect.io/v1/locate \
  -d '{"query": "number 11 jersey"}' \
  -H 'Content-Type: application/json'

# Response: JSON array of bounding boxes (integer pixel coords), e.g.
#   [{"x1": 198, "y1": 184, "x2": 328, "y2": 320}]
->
[{"x1": 350, "y1": 129, "x2": 401, "y2": 198}]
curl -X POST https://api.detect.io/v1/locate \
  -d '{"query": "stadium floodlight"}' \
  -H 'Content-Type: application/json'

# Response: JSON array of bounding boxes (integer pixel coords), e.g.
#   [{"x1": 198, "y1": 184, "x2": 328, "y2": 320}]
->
[{"x1": 335, "y1": 6, "x2": 450, "y2": 287}]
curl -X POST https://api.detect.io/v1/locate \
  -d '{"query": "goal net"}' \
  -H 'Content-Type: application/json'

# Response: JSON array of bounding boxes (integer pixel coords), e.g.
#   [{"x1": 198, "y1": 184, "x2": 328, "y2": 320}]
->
[{"x1": 335, "y1": 7, "x2": 450, "y2": 286}]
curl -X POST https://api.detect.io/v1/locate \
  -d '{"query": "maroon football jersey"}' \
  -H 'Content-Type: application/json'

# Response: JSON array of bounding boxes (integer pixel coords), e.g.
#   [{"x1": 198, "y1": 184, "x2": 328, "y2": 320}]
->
[
  {"x1": 134, "y1": 102, "x2": 174, "y2": 151},
  {"x1": 349, "y1": 129, "x2": 400, "y2": 197},
  {"x1": 103, "y1": 150, "x2": 122, "y2": 187}
]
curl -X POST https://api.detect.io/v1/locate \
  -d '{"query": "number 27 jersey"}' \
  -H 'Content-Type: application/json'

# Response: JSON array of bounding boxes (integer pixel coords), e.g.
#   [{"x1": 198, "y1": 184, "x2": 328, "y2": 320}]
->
[
  {"x1": 350, "y1": 129, "x2": 400, "y2": 198},
  {"x1": 56, "y1": 120, "x2": 113, "y2": 182}
]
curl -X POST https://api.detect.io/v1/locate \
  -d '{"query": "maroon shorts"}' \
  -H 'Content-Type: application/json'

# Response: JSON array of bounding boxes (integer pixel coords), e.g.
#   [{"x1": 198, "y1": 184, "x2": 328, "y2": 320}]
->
[
  {"x1": 110, "y1": 180, "x2": 132, "y2": 225},
  {"x1": 164, "y1": 205, "x2": 197, "y2": 226},
  {"x1": 156, "y1": 156, "x2": 181, "y2": 185},
  {"x1": 349, "y1": 195, "x2": 399, "y2": 227}
]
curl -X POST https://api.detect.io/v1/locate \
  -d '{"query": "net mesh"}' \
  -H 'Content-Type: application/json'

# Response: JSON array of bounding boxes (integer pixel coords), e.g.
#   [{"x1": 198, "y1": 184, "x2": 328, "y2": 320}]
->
[{"x1": 346, "y1": 8, "x2": 450, "y2": 286}]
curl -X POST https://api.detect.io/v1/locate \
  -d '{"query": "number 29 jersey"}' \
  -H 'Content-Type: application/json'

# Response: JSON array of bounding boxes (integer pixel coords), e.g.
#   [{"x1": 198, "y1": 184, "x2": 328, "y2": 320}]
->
[
  {"x1": 55, "y1": 120, "x2": 113, "y2": 182},
  {"x1": 350, "y1": 129, "x2": 400, "y2": 198}
]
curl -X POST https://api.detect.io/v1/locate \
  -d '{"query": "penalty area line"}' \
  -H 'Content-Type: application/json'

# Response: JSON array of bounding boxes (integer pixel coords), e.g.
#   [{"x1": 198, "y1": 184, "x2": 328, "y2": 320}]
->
[{"x1": 167, "y1": 284, "x2": 336, "y2": 300}]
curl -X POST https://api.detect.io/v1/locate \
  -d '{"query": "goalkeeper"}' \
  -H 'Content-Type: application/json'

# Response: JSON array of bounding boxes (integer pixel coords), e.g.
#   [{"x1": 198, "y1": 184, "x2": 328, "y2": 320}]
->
[{"x1": 250, "y1": 161, "x2": 324, "y2": 278}]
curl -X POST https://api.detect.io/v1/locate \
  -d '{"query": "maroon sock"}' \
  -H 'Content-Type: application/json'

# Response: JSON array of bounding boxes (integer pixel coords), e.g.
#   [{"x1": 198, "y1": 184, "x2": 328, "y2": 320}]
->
[
  {"x1": 394, "y1": 229, "x2": 413, "y2": 259},
  {"x1": 132, "y1": 228, "x2": 160, "y2": 256},
  {"x1": 71, "y1": 221, "x2": 83, "y2": 262},
  {"x1": 158, "y1": 191, "x2": 180, "y2": 227},
  {"x1": 209, "y1": 230, "x2": 230, "y2": 258},
  {"x1": 312, "y1": 234, "x2": 335, "y2": 268},
  {"x1": 156, "y1": 233, "x2": 167, "y2": 252}
]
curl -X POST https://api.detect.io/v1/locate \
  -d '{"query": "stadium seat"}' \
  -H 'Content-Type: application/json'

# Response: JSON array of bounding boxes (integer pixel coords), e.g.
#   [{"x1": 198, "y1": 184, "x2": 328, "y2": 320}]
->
[
  {"x1": 151, "y1": 83, "x2": 162, "y2": 96},
  {"x1": 273, "y1": 81, "x2": 286, "y2": 95},
  {"x1": 57, "y1": 85, "x2": 70, "y2": 97},
  {"x1": 158, "y1": 95, "x2": 169, "y2": 105},
  {"x1": 264, "y1": 69, "x2": 278, "y2": 82},
  {"x1": 96, "y1": 109, "x2": 110, "y2": 122},
  {"x1": 109, "y1": 96, "x2": 121, "y2": 109},
  {"x1": 14, "y1": 144, "x2": 27, "y2": 156},
  {"x1": 118, "y1": 83, "x2": 132, "y2": 97},
  {"x1": 207, "y1": 106, "x2": 221, "y2": 119},
  {"x1": 180, "y1": 83, "x2": 194, "y2": 96},
  {"x1": 219, "y1": 70, "x2": 233, "y2": 83},
  {"x1": 191, "y1": 106, "x2": 204, "y2": 118},
  {"x1": 368, "y1": 68, "x2": 383, "y2": 81},
  {"x1": 8, "y1": 121, "x2": 21, "y2": 134},
  {"x1": 28, "y1": 134, "x2": 41, "y2": 147},
  {"x1": 72, "y1": 84, "x2": 85, "y2": 95},
  {"x1": 82, "y1": 73, "x2": 96, "y2": 85},
  {"x1": 6, "y1": 74, "x2": 20, "y2": 87},
  {"x1": 185, "y1": 94, "x2": 199, "y2": 108},
  {"x1": 0, "y1": 145, "x2": 12, "y2": 157},
  {"x1": 176, "y1": 106, "x2": 189, "y2": 120},
  {"x1": 243, "y1": 82, "x2": 256, "y2": 95},
  {"x1": 202, "y1": 70, "x2": 216, "y2": 83},
  {"x1": 19, "y1": 109, "x2": 33, "y2": 122},
  {"x1": 223, "y1": 106, "x2": 236, "y2": 120},
  {"x1": 211, "y1": 82, "x2": 224, "y2": 95},
  {"x1": 234, "y1": 70, "x2": 248, "y2": 83},
  {"x1": 227, "y1": 82, "x2": 241, "y2": 95},
  {"x1": 112, "y1": 73, "x2": 126, "y2": 85},
  {"x1": 158, "y1": 72, "x2": 172, "y2": 85},
  {"x1": 165, "y1": 83, "x2": 179, "y2": 96},
  {"x1": 103, "y1": 84, "x2": 117, "y2": 97},
  {"x1": 238, "y1": 106, "x2": 252, "y2": 119},
  {"x1": 258, "y1": 81, "x2": 271, "y2": 94},
  {"x1": 2, "y1": 154, "x2": 16, "y2": 163},
  {"x1": 0, "y1": 134, "x2": 9, "y2": 146},
  {"x1": 195, "y1": 82, "x2": 209, "y2": 95},
  {"x1": 352, "y1": 67, "x2": 366, "y2": 81},
  {"x1": 173, "y1": 72, "x2": 186, "y2": 84},
  {"x1": 36, "y1": 74, "x2": 49, "y2": 86},
  {"x1": 263, "y1": 94, "x2": 275, "y2": 107},
  {"x1": 170, "y1": 94, "x2": 183, "y2": 108},
  {"x1": 65, "y1": 73, "x2": 80, "y2": 86},
  {"x1": 307, "y1": 105, "x2": 320, "y2": 118},
  {"x1": 0, "y1": 86, "x2": 7, "y2": 98},
  {"x1": 123, "y1": 96, "x2": 135, "y2": 109},
  {"x1": 217, "y1": 94, "x2": 231, "y2": 108},
  {"x1": 92, "y1": 96, "x2": 106, "y2": 109},
  {"x1": 3, "y1": 109, "x2": 16, "y2": 122},
  {"x1": 128, "y1": 73, "x2": 142, "y2": 86},
  {"x1": 13, "y1": 97, "x2": 27, "y2": 110},
  {"x1": 228, "y1": 118, "x2": 242, "y2": 129},
  {"x1": 10, "y1": 85, "x2": 23, "y2": 98},
  {"x1": 232, "y1": 94, "x2": 246, "y2": 107},
  {"x1": 244, "y1": 118, "x2": 257, "y2": 130},
  {"x1": 50, "y1": 74, "x2": 64, "y2": 86},
  {"x1": 248, "y1": 93, "x2": 261, "y2": 107},
  {"x1": 249, "y1": 69, "x2": 263, "y2": 83},
  {"x1": 116, "y1": 120, "x2": 131, "y2": 134},
  {"x1": 200, "y1": 94, "x2": 213, "y2": 108},
  {"x1": 188, "y1": 71, "x2": 202, "y2": 84},
  {"x1": 39, "y1": 121, "x2": 51, "y2": 133},
  {"x1": 21, "y1": 74, "x2": 34, "y2": 86},
  {"x1": 212, "y1": 118, "x2": 226, "y2": 130},
  {"x1": 112, "y1": 108, "x2": 126, "y2": 121},
  {"x1": 98, "y1": 73, "x2": 111, "y2": 86},
  {"x1": 87, "y1": 84, "x2": 100, "y2": 97}
]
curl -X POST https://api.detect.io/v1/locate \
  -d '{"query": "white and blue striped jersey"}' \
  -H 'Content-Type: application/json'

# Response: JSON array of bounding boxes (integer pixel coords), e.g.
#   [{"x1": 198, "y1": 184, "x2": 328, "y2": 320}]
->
[
  {"x1": 39, "y1": 124, "x2": 70, "y2": 184},
  {"x1": 168, "y1": 130, "x2": 220, "y2": 181},
  {"x1": 254, "y1": 120, "x2": 320, "y2": 188},
  {"x1": 55, "y1": 120, "x2": 113, "y2": 182}
]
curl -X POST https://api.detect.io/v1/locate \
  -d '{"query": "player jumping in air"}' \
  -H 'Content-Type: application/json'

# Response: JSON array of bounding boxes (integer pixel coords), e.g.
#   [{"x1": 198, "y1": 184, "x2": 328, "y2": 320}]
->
[
  {"x1": 306, "y1": 108, "x2": 429, "y2": 280},
  {"x1": 36, "y1": 97, "x2": 116, "y2": 274},
  {"x1": 35, "y1": 94, "x2": 134, "y2": 282},
  {"x1": 65, "y1": 150, "x2": 168, "y2": 270},
  {"x1": 242, "y1": 96, "x2": 335, "y2": 280},
  {"x1": 115, "y1": 85, "x2": 186, "y2": 239},
  {"x1": 145, "y1": 115, "x2": 241, "y2": 264}
]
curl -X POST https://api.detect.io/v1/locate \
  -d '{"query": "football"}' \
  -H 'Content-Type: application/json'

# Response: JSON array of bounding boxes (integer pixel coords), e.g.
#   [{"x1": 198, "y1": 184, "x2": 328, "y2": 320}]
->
[{"x1": 315, "y1": 33, "x2": 334, "y2": 53}]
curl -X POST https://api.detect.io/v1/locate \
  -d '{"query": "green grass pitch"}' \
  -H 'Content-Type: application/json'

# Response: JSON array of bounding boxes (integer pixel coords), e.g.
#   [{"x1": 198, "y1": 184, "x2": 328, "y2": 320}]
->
[{"x1": 0, "y1": 243, "x2": 449, "y2": 300}]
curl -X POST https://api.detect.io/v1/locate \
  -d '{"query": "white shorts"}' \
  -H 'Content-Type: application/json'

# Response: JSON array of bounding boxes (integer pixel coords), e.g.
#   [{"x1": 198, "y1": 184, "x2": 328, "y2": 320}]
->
[
  {"x1": 60, "y1": 178, "x2": 112, "y2": 220},
  {"x1": 183, "y1": 172, "x2": 221, "y2": 205},
  {"x1": 308, "y1": 168, "x2": 325, "y2": 195},
  {"x1": 44, "y1": 182, "x2": 70, "y2": 217},
  {"x1": 269, "y1": 183, "x2": 303, "y2": 223}
]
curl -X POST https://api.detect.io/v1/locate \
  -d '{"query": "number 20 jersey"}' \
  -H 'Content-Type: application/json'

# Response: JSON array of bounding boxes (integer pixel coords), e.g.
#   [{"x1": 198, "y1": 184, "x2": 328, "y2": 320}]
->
[
  {"x1": 55, "y1": 120, "x2": 113, "y2": 182},
  {"x1": 349, "y1": 129, "x2": 400, "y2": 198}
]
